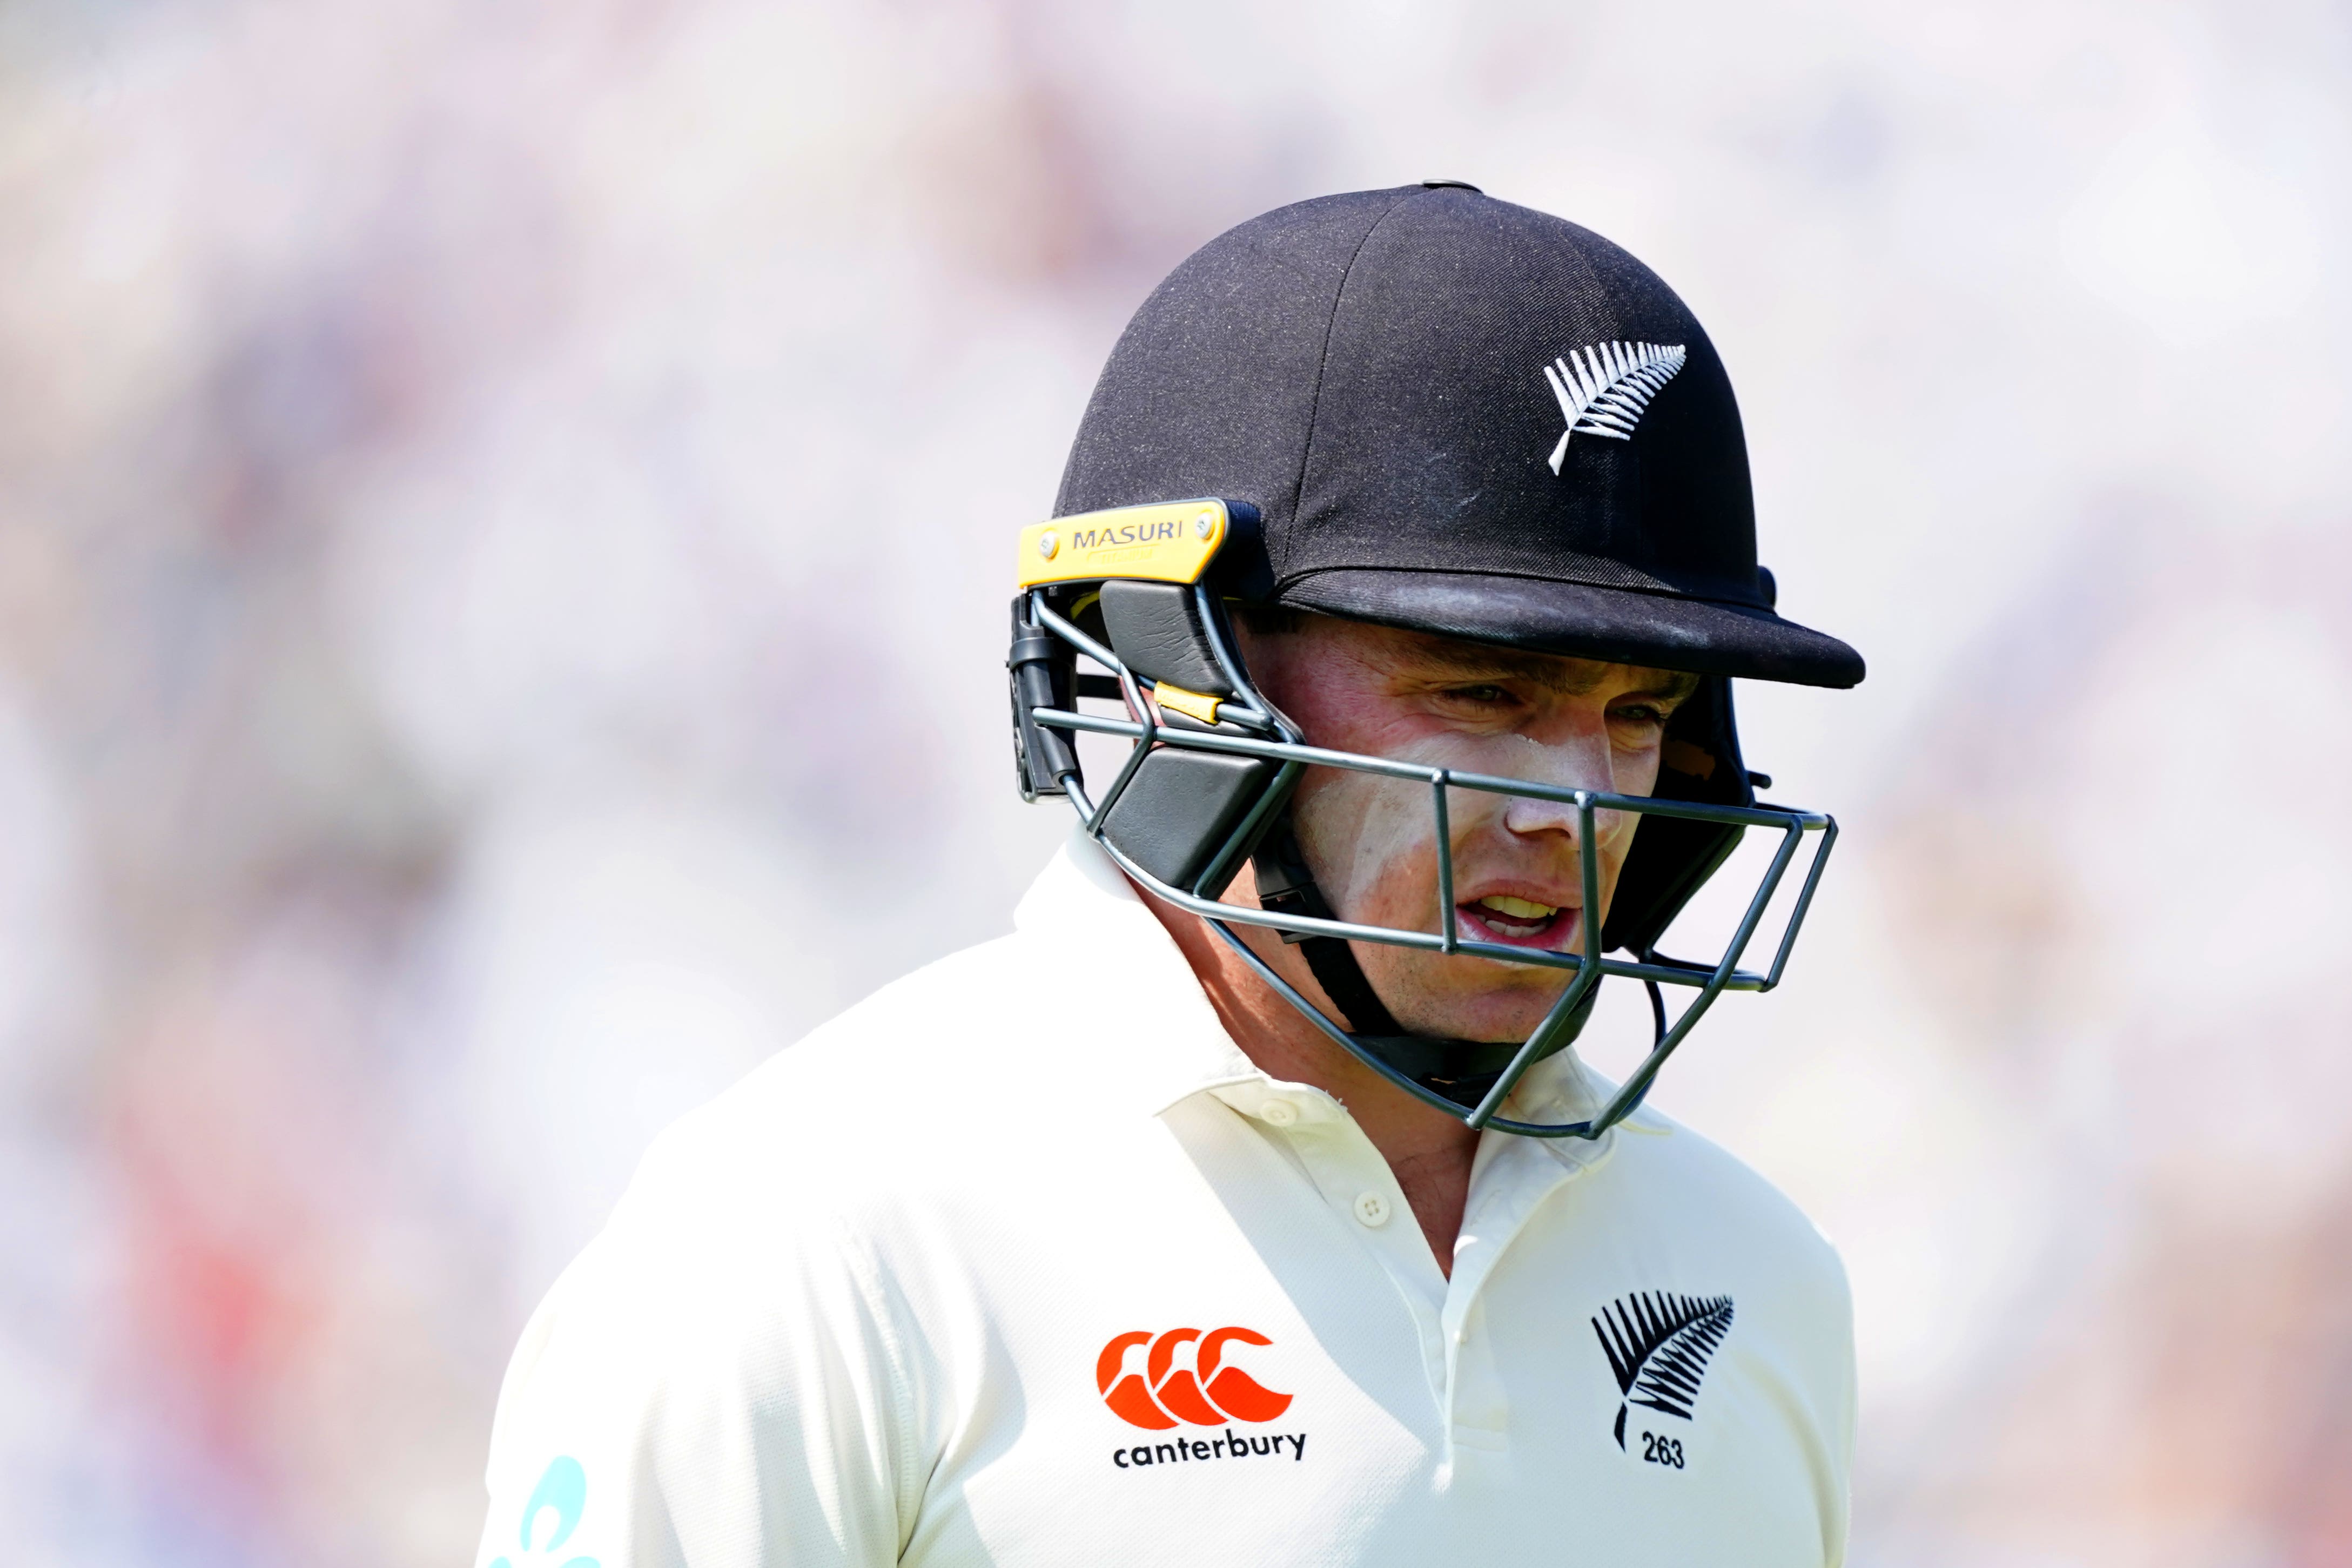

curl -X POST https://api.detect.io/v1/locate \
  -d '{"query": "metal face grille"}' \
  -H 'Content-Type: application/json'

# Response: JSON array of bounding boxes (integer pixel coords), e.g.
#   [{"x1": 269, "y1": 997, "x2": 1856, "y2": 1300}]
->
[{"x1": 1023, "y1": 586, "x2": 1838, "y2": 1140}]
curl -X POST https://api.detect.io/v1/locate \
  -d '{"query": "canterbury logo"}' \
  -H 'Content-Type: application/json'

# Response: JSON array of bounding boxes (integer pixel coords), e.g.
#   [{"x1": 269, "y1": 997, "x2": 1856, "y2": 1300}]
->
[
  {"x1": 1543, "y1": 341, "x2": 1688, "y2": 473},
  {"x1": 1096, "y1": 1328, "x2": 1294, "y2": 1429}
]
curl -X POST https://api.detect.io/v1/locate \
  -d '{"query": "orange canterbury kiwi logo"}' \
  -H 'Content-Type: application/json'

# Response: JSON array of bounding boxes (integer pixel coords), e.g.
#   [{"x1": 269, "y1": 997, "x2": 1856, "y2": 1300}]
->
[{"x1": 1096, "y1": 1328, "x2": 1295, "y2": 1429}]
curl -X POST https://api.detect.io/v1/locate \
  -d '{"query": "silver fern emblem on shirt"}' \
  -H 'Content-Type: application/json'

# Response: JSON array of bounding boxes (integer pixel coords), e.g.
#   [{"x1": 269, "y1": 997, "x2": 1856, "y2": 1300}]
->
[
  {"x1": 1592, "y1": 1290, "x2": 1735, "y2": 1450},
  {"x1": 1543, "y1": 341, "x2": 1688, "y2": 473}
]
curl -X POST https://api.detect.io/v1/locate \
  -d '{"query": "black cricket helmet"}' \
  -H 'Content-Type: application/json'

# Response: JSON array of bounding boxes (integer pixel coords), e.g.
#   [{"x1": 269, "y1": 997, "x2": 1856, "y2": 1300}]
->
[{"x1": 1007, "y1": 183, "x2": 1862, "y2": 1138}]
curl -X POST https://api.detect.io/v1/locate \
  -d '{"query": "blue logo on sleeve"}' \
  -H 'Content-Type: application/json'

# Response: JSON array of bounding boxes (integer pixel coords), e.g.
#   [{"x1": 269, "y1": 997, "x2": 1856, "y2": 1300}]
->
[{"x1": 489, "y1": 1455, "x2": 599, "y2": 1568}]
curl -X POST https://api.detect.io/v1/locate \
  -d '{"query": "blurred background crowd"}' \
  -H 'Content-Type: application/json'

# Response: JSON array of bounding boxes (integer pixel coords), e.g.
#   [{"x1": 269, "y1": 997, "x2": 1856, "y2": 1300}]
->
[{"x1": 1, "y1": 0, "x2": 2348, "y2": 1563}]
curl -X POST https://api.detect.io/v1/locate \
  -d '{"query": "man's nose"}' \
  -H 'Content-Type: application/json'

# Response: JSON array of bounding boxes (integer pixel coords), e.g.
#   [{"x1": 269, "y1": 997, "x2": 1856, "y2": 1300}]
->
[{"x1": 1496, "y1": 731, "x2": 1634, "y2": 848}]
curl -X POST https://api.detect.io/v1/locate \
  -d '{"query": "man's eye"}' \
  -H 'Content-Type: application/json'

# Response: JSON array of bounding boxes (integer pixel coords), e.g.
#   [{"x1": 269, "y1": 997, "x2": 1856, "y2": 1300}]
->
[
  {"x1": 1442, "y1": 684, "x2": 1515, "y2": 705},
  {"x1": 1612, "y1": 704, "x2": 1665, "y2": 726}
]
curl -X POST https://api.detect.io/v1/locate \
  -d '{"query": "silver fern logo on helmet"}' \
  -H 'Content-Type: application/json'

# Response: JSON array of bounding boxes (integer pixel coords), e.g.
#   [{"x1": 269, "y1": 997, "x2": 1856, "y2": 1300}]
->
[{"x1": 1544, "y1": 341, "x2": 1688, "y2": 473}]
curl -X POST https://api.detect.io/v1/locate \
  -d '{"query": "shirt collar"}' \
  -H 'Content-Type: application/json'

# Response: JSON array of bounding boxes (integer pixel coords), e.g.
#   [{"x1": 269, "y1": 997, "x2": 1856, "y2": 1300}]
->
[{"x1": 1013, "y1": 827, "x2": 1266, "y2": 1116}]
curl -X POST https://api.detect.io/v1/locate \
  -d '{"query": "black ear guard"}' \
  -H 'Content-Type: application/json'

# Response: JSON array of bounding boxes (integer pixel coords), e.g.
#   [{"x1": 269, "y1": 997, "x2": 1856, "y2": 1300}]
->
[
  {"x1": 1080, "y1": 582, "x2": 1290, "y2": 893},
  {"x1": 1603, "y1": 677, "x2": 1754, "y2": 958},
  {"x1": 1097, "y1": 581, "x2": 1235, "y2": 696}
]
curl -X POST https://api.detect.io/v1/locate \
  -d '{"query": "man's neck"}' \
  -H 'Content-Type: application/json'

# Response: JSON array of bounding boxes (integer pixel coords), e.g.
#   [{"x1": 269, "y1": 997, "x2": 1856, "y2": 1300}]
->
[{"x1": 1135, "y1": 866, "x2": 1480, "y2": 1279}]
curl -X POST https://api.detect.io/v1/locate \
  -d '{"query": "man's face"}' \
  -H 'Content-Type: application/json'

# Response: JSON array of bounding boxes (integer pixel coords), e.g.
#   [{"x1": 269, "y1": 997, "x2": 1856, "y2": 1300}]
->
[{"x1": 1235, "y1": 615, "x2": 1699, "y2": 1044}]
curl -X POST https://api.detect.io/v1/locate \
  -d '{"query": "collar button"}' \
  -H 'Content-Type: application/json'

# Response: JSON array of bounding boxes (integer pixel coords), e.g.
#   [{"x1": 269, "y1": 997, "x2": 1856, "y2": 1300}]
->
[
  {"x1": 1353, "y1": 1191, "x2": 1393, "y2": 1228},
  {"x1": 1260, "y1": 1099, "x2": 1300, "y2": 1127}
]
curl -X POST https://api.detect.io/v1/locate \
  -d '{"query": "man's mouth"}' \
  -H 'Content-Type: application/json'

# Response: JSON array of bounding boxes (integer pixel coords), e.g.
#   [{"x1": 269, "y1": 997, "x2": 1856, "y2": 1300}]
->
[{"x1": 1457, "y1": 893, "x2": 1578, "y2": 947}]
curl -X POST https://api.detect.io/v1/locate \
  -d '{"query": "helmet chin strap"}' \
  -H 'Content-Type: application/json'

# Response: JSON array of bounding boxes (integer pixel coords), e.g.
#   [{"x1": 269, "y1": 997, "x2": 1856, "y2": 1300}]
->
[{"x1": 1246, "y1": 815, "x2": 1594, "y2": 1110}]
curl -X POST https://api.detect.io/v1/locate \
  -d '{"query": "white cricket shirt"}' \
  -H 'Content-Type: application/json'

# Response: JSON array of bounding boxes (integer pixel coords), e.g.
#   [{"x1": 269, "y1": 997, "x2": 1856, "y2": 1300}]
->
[{"x1": 475, "y1": 829, "x2": 1855, "y2": 1567}]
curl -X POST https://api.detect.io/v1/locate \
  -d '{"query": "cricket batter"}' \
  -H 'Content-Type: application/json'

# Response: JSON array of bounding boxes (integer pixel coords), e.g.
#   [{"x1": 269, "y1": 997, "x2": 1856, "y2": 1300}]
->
[{"x1": 474, "y1": 183, "x2": 1866, "y2": 1566}]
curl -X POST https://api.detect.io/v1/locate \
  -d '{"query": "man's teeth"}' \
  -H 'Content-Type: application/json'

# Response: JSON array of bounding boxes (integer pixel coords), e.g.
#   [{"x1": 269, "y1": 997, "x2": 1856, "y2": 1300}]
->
[{"x1": 1477, "y1": 894, "x2": 1558, "y2": 921}]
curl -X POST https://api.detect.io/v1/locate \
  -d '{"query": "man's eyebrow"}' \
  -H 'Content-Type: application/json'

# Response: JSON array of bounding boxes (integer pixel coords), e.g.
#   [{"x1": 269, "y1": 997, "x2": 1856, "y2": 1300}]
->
[
  {"x1": 1399, "y1": 644, "x2": 1703, "y2": 702},
  {"x1": 1634, "y1": 669, "x2": 1705, "y2": 704}
]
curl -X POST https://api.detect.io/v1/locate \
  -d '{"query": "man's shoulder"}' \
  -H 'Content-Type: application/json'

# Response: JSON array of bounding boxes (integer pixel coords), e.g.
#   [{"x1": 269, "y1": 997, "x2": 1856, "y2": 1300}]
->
[
  {"x1": 1600, "y1": 1093, "x2": 1850, "y2": 1303},
  {"x1": 481, "y1": 934, "x2": 1086, "y2": 1564}
]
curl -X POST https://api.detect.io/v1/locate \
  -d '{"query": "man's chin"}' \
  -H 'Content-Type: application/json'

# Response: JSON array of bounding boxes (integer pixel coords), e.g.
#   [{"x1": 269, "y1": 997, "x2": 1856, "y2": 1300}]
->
[{"x1": 1381, "y1": 982, "x2": 1579, "y2": 1045}]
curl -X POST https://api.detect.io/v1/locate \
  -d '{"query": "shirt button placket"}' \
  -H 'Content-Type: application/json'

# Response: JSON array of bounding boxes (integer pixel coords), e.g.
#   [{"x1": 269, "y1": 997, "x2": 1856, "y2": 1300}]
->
[{"x1": 1281, "y1": 1115, "x2": 1452, "y2": 1416}]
